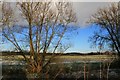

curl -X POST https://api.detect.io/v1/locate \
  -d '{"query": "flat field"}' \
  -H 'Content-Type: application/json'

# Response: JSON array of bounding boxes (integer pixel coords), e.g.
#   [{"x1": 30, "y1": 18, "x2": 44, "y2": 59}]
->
[{"x1": 1, "y1": 54, "x2": 117, "y2": 63}]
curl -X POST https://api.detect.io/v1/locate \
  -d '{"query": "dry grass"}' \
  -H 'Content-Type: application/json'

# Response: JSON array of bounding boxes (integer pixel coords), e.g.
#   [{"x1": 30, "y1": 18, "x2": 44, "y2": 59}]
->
[
  {"x1": 53, "y1": 55, "x2": 116, "y2": 63},
  {"x1": 1, "y1": 54, "x2": 116, "y2": 63}
]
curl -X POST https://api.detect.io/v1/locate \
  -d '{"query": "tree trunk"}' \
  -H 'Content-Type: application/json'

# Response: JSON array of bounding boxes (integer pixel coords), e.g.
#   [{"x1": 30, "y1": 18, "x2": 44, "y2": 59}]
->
[
  {"x1": 84, "y1": 63, "x2": 86, "y2": 80},
  {"x1": 107, "y1": 66, "x2": 109, "y2": 80},
  {"x1": 29, "y1": 22, "x2": 35, "y2": 59},
  {"x1": 100, "y1": 62, "x2": 102, "y2": 80}
]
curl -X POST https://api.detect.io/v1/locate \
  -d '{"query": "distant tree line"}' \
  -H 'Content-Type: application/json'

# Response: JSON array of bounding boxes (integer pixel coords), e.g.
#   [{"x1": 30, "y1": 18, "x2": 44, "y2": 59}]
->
[{"x1": 2, "y1": 51, "x2": 117, "y2": 56}]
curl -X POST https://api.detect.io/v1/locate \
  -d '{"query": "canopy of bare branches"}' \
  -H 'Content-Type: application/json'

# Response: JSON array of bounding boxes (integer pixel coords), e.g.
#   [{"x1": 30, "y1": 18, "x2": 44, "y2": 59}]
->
[{"x1": 89, "y1": 3, "x2": 120, "y2": 55}]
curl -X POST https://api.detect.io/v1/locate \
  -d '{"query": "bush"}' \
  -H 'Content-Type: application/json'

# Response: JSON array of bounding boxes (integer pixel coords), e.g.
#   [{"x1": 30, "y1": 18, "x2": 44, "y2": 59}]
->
[
  {"x1": 2, "y1": 66, "x2": 28, "y2": 80},
  {"x1": 110, "y1": 58, "x2": 120, "y2": 69}
]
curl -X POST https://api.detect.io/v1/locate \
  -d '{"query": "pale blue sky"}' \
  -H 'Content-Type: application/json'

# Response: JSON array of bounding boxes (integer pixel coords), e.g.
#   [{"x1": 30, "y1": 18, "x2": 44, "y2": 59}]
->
[
  {"x1": 65, "y1": 2, "x2": 112, "y2": 53},
  {"x1": 0, "y1": 24, "x2": 100, "y2": 53},
  {"x1": 66, "y1": 24, "x2": 100, "y2": 53}
]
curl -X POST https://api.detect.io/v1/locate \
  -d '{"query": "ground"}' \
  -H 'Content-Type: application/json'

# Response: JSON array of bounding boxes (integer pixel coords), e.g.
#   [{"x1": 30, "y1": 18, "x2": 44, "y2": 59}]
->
[{"x1": 1, "y1": 53, "x2": 120, "y2": 80}]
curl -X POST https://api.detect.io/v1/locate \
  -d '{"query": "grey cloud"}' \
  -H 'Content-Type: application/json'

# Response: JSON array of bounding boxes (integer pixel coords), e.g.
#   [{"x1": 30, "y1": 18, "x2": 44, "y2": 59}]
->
[{"x1": 72, "y1": 2, "x2": 112, "y2": 27}]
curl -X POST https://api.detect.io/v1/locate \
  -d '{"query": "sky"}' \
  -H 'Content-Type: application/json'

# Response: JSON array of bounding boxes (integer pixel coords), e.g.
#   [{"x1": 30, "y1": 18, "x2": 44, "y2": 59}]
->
[
  {"x1": 72, "y1": 2, "x2": 112, "y2": 27},
  {"x1": 66, "y1": 25, "x2": 97, "y2": 53},
  {"x1": 66, "y1": 2, "x2": 112, "y2": 53},
  {"x1": 0, "y1": 1, "x2": 118, "y2": 53}
]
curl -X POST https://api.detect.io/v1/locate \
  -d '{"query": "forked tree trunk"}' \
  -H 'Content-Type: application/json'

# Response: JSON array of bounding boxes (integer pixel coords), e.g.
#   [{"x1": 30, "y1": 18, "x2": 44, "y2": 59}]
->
[
  {"x1": 84, "y1": 63, "x2": 86, "y2": 80},
  {"x1": 106, "y1": 66, "x2": 109, "y2": 80},
  {"x1": 106, "y1": 60, "x2": 114, "y2": 80},
  {"x1": 100, "y1": 62, "x2": 102, "y2": 80}
]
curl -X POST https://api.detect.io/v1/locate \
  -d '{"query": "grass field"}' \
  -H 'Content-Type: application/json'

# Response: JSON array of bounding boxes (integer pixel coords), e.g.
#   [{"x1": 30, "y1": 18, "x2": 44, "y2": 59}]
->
[
  {"x1": 1, "y1": 54, "x2": 117, "y2": 63},
  {"x1": 1, "y1": 54, "x2": 120, "y2": 80}
]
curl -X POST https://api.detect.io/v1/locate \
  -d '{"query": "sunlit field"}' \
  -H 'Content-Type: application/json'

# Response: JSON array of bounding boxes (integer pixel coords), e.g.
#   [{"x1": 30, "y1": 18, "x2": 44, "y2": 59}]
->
[{"x1": 1, "y1": 54, "x2": 116, "y2": 63}]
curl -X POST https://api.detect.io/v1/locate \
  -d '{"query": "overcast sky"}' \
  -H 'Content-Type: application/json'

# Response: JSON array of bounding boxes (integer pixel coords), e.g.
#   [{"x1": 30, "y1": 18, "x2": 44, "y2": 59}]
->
[
  {"x1": 72, "y1": 2, "x2": 112, "y2": 27},
  {"x1": 0, "y1": 1, "x2": 115, "y2": 27}
]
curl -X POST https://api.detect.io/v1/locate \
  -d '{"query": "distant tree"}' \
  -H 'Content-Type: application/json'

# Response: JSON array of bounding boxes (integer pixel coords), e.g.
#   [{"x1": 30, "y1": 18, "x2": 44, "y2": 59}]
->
[
  {"x1": 0, "y1": 1, "x2": 77, "y2": 79},
  {"x1": 88, "y1": 3, "x2": 120, "y2": 56}
]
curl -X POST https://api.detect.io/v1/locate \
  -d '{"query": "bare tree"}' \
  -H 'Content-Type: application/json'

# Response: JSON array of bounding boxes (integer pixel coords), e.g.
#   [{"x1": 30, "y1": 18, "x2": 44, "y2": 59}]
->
[
  {"x1": 98, "y1": 43, "x2": 103, "y2": 80},
  {"x1": 102, "y1": 52, "x2": 116, "y2": 80},
  {"x1": 1, "y1": 2, "x2": 29, "y2": 60},
  {"x1": 1, "y1": 1, "x2": 77, "y2": 79},
  {"x1": 88, "y1": 3, "x2": 120, "y2": 56},
  {"x1": 106, "y1": 53, "x2": 115, "y2": 80}
]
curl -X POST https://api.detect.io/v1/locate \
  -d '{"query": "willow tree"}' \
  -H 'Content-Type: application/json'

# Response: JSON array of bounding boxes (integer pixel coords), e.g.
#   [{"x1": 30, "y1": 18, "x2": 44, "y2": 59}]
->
[
  {"x1": 89, "y1": 3, "x2": 120, "y2": 56},
  {"x1": 1, "y1": 1, "x2": 77, "y2": 78}
]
